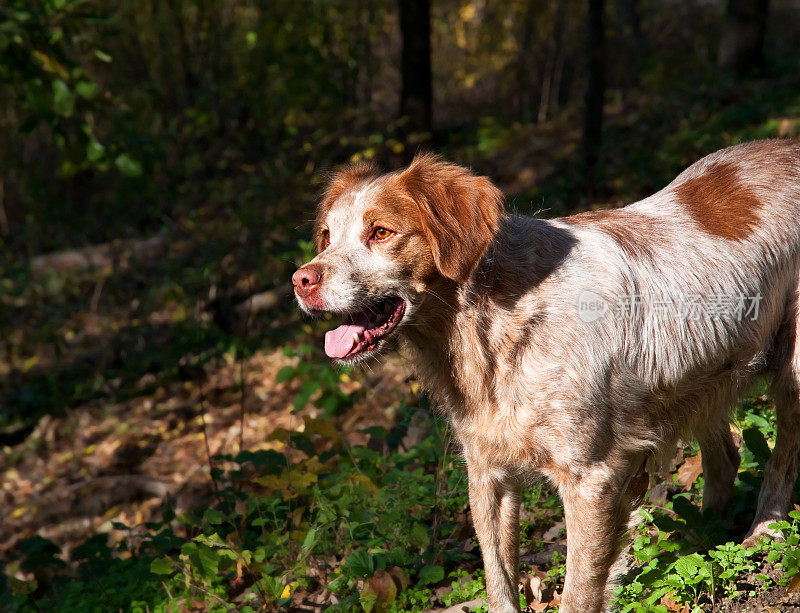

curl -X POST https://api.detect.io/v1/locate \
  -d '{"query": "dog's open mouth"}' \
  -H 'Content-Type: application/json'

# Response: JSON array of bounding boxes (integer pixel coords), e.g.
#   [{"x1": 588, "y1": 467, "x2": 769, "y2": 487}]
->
[{"x1": 324, "y1": 296, "x2": 406, "y2": 359}]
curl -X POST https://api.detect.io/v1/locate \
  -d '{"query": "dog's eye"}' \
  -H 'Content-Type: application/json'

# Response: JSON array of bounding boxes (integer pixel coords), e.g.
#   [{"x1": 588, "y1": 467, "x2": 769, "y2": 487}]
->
[
  {"x1": 320, "y1": 229, "x2": 330, "y2": 251},
  {"x1": 372, "y1": 227, "x2": 393, "y2": 241}
]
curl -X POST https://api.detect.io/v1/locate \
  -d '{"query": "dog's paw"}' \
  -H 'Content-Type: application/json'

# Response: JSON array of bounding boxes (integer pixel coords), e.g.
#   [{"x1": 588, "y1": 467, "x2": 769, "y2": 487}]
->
[{"x1": 742, "y1": 521, "x2": 784, "y2": 549}]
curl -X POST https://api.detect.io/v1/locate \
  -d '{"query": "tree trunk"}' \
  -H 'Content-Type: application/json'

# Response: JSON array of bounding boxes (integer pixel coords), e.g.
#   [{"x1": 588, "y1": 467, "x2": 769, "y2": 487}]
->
[
  {"x1": 582, "y1": 0, "x2": 605, "y2": 177},
  {"x1": 163, "y1": 0, "x2": 196, "y2": 109},
  {"x1": 516, "y1": 3, "x2": 536, "y2": 117},
  {"x1": 399, "y1": 0, "x2": 432, "y2": 135},
  {"x1": 719, "y1": 0, "x2": 769, "y2": 78},
  {"x1": 551, "y1": 46, "x2": 566, "y2": 117},
  {"x1": 617, "y1": 0, "x2": 646, "y2": 85},
  {"x1": 538, "y1": 53, "x2": 554, "y2": 124},
  {"x1": 539, "y1": 2, "x2": 566, "y2": 122}
]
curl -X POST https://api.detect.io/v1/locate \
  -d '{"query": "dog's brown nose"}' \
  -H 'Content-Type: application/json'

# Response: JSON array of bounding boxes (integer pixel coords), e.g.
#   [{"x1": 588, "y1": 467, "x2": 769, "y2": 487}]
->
[{"x1": 292, "y1": 264, "x2": 322, "y2": 299}]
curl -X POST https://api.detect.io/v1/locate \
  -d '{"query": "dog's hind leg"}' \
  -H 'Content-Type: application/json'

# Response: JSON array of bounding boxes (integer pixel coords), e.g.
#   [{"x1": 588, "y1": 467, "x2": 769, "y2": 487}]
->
[
  {"x1": 744, "y1": 296, "x2": 800, "y2": 547},
  {"x1": 698, "y1": 416, "x2": 741, "y2": 515}
]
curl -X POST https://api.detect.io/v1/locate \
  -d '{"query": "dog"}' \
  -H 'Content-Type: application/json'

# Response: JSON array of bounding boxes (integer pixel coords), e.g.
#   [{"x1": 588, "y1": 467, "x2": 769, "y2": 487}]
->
[{"x1": 292, "y1": 139, "x2": 800, "y2": 612}]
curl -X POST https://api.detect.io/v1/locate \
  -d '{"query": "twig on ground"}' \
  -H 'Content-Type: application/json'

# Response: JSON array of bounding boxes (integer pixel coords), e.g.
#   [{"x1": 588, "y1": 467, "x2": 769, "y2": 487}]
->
[
  {"x1": 238, "y1": 276, "x2": 254, "y2": 455},
  {"x1": 199, "y1": 393, "x2": 220, "y2": 497}
]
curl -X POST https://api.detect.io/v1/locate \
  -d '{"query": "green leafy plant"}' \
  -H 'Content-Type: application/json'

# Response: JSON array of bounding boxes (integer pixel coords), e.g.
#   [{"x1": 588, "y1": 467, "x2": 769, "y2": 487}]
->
[{"x1": 276, "y1": 344, "x2": 355, "y2": 415}]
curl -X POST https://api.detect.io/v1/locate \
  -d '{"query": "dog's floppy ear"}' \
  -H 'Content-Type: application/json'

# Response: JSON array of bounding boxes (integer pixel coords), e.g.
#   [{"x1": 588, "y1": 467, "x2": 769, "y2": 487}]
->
[{"x1": 399, "y1": 153, "x2": 504, "y2": 283}]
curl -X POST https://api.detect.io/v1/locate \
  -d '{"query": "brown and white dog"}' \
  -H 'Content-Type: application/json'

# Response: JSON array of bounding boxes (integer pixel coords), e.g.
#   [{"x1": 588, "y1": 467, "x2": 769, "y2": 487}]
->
[{"x1": 292, "y1": 140, "x2": 800, "y2": 612}]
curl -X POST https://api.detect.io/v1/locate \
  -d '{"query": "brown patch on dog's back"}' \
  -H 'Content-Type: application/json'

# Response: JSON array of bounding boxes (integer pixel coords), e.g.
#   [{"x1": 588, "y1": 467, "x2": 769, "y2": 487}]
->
[
  {"x1": 563, "y1": 209, "x2": 656, "y2": 262},
  {"x1": 674, "y1": 161, "x2": 763, "y2": 241}
]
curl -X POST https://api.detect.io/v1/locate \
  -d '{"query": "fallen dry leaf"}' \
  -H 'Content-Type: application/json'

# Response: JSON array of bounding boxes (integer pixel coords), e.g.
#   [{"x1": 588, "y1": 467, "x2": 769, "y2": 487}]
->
[
  {"x1": 660, "y1": 591, "x2": 689, "y2": 612},
  {"x1": 388, "y1": 566, "x2": 410, "y2": 587},
  {"x1": 675, "y1": 452, "x2": 703, "y2": 491},
  {"x1": 521, "y1": 569, "x2": 555, "y2": 612},
  {"x1": 787, "y1": 572, "x2": 800, "y2": 594},
  {"x1": 361, "y1": 569, "x2": 396, "y2": 613},
  {"x1": 522, "y1": 574, "x2": 542, "y2": 605},
  {"x1": 531, "y1": 588, "x2": 561, "y2": 612}
]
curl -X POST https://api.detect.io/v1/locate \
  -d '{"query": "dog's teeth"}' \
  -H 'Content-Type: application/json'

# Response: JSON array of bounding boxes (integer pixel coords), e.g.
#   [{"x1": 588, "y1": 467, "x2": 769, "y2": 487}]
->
[{"x1": 353, "y1": 332, "x2": 361, "y2": 343}]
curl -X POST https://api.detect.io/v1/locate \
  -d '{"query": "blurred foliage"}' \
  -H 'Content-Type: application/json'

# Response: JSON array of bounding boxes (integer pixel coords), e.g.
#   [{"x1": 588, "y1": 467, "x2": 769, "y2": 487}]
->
[
  {"x1": 0, "y1": 1, "x2": 114, "y2": 255},
  {"x1": 4, "y1": 0, "x2": 796, "y2": 255},
  {"x1": 0, "y1": 0, "x2": 394, "y2": 254}
]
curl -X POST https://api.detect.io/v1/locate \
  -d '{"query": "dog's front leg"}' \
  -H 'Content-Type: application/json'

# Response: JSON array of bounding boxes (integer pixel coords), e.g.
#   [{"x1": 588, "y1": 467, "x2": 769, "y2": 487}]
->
[
  {"x1": 560, "y1": 470, "x2": 630, "y2": 613},
  {"x1": 466, "y1": 453, "x2": 522, "y2": 612}
]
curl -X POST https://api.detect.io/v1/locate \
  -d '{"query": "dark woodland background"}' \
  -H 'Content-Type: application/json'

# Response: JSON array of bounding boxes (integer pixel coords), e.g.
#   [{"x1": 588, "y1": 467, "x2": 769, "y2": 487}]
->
[{"x1": 2, "y1": 1, "x2": 800, "y2": 612}]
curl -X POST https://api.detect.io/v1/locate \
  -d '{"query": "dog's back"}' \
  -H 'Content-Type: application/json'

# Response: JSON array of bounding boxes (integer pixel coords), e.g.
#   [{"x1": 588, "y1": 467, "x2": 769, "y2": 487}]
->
[
  {"x1": 457, "y1": 140, "x2": 799, "y2": 469},
  {"x1": 556, "y1": 140, "x2": 800, "y2": 425}
]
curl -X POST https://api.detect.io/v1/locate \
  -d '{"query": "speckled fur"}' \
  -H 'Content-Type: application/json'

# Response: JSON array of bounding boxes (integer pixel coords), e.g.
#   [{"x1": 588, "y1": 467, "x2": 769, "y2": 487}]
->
[{"x1": 295, "y1": 141, "x2": 800, "y2": 612}]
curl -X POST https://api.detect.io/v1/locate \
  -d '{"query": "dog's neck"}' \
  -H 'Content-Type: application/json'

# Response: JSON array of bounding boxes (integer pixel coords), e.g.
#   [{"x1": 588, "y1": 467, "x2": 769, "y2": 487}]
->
[{"x1": 400, "y1": 215, "x2": 577, "y2": 417}]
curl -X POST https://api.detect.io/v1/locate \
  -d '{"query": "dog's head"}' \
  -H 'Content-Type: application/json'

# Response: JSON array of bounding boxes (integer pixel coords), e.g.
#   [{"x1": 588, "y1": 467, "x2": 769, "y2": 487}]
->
[{"x1": 292, "y1": 153, "x2": 504, "y2": 362}]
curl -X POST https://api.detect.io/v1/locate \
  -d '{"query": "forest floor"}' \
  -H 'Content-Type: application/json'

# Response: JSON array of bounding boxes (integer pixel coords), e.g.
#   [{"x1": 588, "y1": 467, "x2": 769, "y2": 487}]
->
[{"x1": 3, "y1": 73, "x2": 800, "y2": 612}]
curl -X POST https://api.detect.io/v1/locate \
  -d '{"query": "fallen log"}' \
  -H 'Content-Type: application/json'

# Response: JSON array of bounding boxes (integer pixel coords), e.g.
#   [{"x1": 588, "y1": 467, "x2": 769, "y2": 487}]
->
[
  {"x1": 232, "y1": 283, "x2": 293, "y2": 318},
  {"x1": 210, "y1": 283, "x2": 293, "y2": 334},
  {"x1": 31, "y1": 235, "x2": 166, "y2": 275}
]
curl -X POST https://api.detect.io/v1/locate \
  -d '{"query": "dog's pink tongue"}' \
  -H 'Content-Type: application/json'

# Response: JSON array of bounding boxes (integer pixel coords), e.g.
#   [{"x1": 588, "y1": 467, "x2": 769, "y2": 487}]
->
[{"x1": 325, "y1": 322, "x2": 367, "y2": 358}]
